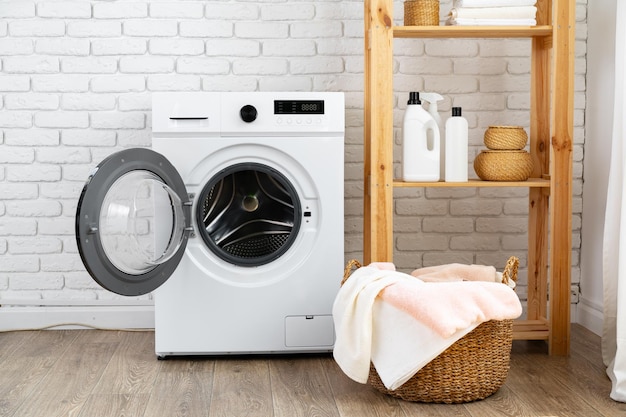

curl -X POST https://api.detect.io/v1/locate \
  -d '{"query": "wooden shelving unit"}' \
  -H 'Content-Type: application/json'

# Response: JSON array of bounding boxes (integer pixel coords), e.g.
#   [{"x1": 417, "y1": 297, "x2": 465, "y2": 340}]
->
[{"x1": 363, "y1": 0, "x2": 575, "y2": 355}]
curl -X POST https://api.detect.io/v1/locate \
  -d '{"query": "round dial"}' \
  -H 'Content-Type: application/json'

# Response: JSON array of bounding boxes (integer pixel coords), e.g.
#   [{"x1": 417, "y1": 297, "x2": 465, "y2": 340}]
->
[{"x1": 240, "y1": 105, "x2": 257, "y2": 123}]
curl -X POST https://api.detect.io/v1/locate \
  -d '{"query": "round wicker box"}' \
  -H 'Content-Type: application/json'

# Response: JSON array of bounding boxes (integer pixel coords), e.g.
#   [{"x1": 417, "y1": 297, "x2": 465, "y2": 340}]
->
[
  {"x1": 474, "y1": 150, "x2": 533, "y2": 181},
  {"x1": 404, "y1": 0, "x2": 439, "y2": 26},
  {"x1": 484, "y1": 126, "x2": 528, "y2": 150}
]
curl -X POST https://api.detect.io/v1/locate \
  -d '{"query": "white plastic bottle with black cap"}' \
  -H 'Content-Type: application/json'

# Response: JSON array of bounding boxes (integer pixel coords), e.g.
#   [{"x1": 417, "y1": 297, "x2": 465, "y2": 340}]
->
[
  {"x1": 402, "y1": 92, "x2": 440, "y2": 182},
  {"x1": 444, "y1": 106, "x2": 469, "y2": 182},
  {"x1": 420, "y1": 93, "x2": 445, "y2": 179}
]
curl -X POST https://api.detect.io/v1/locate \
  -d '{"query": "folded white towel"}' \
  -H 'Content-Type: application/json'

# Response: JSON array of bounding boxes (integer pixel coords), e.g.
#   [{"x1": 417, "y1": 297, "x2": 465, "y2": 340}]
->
[
  {"x1": 454, "y1": 0, "x2": 536, "y2": 7},
  {"x1": 450, "y1": 6, "x2": 537, "y2": 20},
  {"x1": 371, "y1": 300, "x2": 477, "y2": 390},
  {"x1": 447, "y1": 17, "x2": 537, "y2": 26}
]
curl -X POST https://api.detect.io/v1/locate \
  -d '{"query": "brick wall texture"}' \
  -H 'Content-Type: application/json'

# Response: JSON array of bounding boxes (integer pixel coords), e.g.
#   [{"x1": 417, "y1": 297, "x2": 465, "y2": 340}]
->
[{"x1": 0, "y1": 1, "x2": 587, "y2": 311}]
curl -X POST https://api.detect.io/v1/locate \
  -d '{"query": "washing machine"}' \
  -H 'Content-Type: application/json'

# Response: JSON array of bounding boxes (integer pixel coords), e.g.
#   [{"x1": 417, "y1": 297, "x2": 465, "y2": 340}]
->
[{"x1": 75, "y1": 92, "x2": 345, "y2": 356}]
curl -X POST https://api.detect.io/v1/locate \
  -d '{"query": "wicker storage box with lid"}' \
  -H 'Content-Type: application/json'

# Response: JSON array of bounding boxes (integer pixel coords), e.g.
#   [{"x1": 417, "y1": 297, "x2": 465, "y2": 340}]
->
[
  {"x1": 474, "y1": 126, "x2": 534, "y2": 181},
  {"x1": 341, "y1": 257, "x2": 519, "y2": 404}
]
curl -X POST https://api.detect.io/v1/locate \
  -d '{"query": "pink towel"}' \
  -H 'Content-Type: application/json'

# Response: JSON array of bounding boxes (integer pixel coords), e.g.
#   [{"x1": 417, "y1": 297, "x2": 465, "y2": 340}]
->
[
  {"x1": 368, "y1": 262, "x2": 396, "y2": 271},
  {"x1": 379, "y1": 280, "x2": 522, "y2": 338},
  {"x1": 411, "y1": 263, "x2": 498, "y2": 282}
]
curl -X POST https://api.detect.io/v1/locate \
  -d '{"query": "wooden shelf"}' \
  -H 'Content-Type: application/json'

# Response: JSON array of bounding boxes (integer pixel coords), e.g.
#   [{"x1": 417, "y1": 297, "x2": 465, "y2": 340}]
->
[
  {"x1": 364, "y1": 0, "x2": 575, "y2": 355},
  {"x1": 394, "y1": 178, "x2": 550, "y2": 188},
  {"x1": 513, "y1": 319, "x2": 550, "y2": 340},
  {"x1": 393, "y1": 25, "x2": 553, "y2": 39}
]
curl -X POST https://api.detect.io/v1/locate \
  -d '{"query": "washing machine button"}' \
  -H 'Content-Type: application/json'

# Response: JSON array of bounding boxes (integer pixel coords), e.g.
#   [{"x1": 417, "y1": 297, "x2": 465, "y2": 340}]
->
[{"x1": 240, "y1": 105, "x2": 257, "y2": 123}]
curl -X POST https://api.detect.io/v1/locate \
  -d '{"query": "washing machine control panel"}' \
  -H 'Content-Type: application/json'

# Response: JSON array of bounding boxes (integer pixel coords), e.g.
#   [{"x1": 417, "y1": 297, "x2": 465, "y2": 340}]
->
[
  {"x1": 221, "y1": 92, "x2": 344, "y2": 134},
  {"x1": 273, "y1": 99, "x2": 325, "y2": 127},
  {"x1": 274, "y1": 100, "x2": 324, "y2": 115},
  {"x1": 275, "y1": 116, "x2": 324, "y2": 127},
  {"x1": 153, "y1": 92, "x2": 344, "y2": 135}
]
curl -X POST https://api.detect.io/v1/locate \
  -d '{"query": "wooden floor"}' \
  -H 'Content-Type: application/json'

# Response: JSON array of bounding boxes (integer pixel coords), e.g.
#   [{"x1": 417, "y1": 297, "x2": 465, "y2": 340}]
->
[{"x1": 1, "y1": 324, "x2": 625, "y2": 417}]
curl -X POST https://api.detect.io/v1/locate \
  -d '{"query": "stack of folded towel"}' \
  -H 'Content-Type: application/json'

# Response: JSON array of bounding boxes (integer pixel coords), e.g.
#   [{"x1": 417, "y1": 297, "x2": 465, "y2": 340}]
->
[{"x1": 446, "y1": 0, "x2": 537, "y2": 26}]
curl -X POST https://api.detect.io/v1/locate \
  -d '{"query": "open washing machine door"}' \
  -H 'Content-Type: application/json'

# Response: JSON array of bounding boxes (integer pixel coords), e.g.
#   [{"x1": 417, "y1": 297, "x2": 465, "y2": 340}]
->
[{"x1": 75, "y1": 148, "x2": 191, "y2": 296}]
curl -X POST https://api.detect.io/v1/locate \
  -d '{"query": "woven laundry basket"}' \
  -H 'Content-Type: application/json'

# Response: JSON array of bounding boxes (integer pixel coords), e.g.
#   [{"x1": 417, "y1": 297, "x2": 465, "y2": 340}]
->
[
  {"x1": 341, "y1": 257, "x2": 518, "y2": 404},
  {"x1": 404, "y1": 0, "x2": 439, "y2": 26}
]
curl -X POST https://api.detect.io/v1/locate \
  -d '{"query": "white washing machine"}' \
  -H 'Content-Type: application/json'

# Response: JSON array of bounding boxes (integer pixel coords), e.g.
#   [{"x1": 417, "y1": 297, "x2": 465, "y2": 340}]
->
[{"x1": 75, "y1": 92, "x2": 344, "y2": 357}]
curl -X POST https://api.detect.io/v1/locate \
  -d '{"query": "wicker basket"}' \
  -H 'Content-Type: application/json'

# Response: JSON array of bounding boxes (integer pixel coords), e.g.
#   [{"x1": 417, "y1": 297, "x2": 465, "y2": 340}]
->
[
  {"x1": 341, "y1": 257, "x2": 518, "y2": 404},
  {"x1": 474, "y1": 150, "x2": 533, "y2": 181},
  {"x1": 404, "y1": 0, "x2": 439, "y2": 26},
  {"x1": 484, "y1": 126, "x2": 528, "y2": 150}
]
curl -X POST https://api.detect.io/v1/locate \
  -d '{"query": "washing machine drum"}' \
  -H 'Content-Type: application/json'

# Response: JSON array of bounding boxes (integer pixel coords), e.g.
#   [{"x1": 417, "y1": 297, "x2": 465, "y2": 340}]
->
[{"x1": 197, "y1": 163, "x2": 302, "y2": 266}]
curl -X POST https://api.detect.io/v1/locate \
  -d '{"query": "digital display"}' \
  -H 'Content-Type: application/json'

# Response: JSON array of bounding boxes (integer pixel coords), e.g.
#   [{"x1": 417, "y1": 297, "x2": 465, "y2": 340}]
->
[{"x1": 274, "y1": 100, "x2": 324, "y2": 115}]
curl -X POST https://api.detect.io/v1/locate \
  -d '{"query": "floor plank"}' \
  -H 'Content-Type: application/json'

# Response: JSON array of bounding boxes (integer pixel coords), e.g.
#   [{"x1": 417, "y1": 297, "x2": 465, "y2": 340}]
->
[
  {"x1": 504, "y1": 341, "x2": 606, "y2": 416},
  {"x1": 78, "y1": 394, "x2": 151, "y2": 417},
  {"x1": 92, "y1": 331, "x2": 159, "y2": 395},
  {"x1": 8, "y1": 330, "x2": 121, "y2": 417},
  {"x1": 461, "y1": 385, "x2": 532, "y2": 417},
  {"x1": 324, "y1": 357, "x2": 407, "y2": 417},
  {"x1": 269, "y1": 355, "x2": 341, "y2": 417},
  {"x1": 0, "y1": 330, "x2": 79, "y2": 417},
  {"x1": 400, "y1": 397, "x2": 474, "y2": 417},
  {"x1": 143, "y1": 359, "x2": 215, "y2": 417},
  {"x1": 538, "y1": 330, "x2": 626, "y2": 416},
  {"x1": 0, "y1": 330, "x2": 32, "y2": 362},
  {"x1": 208, "y1": 358, "x2": 274, "y2": 417}
]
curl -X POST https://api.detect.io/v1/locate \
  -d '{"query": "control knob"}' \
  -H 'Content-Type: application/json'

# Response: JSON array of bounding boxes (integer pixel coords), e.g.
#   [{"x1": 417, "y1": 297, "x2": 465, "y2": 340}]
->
[{"x1": 240, "y1": 105, "x2": 257, "y2": 123}]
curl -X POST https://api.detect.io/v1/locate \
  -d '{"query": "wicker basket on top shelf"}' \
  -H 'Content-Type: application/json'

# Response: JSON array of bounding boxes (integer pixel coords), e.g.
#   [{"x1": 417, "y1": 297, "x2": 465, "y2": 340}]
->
[{"x1": 404, "y1": 0, "x2": 439, "y2": 26}]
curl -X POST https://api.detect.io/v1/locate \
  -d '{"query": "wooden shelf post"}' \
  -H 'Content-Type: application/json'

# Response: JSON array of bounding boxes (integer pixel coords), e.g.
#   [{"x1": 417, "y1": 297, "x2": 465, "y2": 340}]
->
[
  {"x1": 363, "y1": 0, "x2": 394, "y2": 264},
  {"x1": 548, "y1": 0, "x2": 575, "y2": 356}
]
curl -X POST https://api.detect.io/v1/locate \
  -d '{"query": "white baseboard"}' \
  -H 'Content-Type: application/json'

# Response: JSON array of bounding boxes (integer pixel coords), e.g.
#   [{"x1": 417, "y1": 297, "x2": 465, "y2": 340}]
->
[
  {"x1": 0, "y1": 305, "x2": 155, "y2": 331},
  {"x1": 576, "y1": 298, "x2": 603, "y2": 336}
]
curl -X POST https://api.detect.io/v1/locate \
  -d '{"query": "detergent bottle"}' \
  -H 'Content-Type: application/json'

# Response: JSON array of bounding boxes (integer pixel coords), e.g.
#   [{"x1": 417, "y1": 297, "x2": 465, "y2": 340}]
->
[
  {"x1": 402, "y1": 92, "x2": 440, "y2": 182},
  {"x1": 420, "y1": 92, "x2": 445, "y2": 179},
  {"x1": 444, "y1": 107, "x2": 469, "y2": 182}
]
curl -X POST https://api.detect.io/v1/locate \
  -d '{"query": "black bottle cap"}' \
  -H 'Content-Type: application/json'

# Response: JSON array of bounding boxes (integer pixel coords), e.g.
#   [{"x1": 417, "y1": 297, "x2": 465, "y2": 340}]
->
[
  {"x1": 408, "y1": 92, "x2": 421, "y2": 105},
  {"x1": 452, "y1": 107, "x2": 462, "y2": 117}
]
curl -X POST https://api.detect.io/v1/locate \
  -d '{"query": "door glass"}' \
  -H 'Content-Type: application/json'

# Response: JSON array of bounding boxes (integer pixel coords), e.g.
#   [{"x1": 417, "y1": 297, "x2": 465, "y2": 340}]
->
[{"x1": 99, "y1": 170, "x2": 186, "y2": 275}]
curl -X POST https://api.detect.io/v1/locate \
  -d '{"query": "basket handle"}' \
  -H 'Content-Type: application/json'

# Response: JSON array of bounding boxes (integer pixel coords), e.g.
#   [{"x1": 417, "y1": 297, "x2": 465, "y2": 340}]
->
[
  {"x1": 502, "y1": 256, "x2": 519, "y2": 286},
  {"x1": 342, "y1": 259, "x2": 362, "y2": 286}
]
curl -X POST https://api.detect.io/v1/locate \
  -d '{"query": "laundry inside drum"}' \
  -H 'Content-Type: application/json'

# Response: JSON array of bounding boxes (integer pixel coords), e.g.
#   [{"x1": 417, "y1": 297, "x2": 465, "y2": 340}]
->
[{"x1": 198, "y1": 163, "x2": 302, "y2": 266}]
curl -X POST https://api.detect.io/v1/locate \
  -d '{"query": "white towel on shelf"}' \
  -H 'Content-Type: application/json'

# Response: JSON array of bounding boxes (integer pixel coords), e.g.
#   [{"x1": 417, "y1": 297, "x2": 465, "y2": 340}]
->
[
  {"x1": 447, "y1": 17, "x2": 537, "y2": 26},
  {"x1": 454, "y1": 0, "x2": 536, "y2": 7},
  {"x1": 450, "y1": 6, "x2": 537, "y2": 20}
]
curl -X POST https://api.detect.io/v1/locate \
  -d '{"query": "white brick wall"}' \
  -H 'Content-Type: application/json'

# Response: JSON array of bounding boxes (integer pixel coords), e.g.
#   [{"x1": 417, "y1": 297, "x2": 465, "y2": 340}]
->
[{"x1": 0, "y1": 0, "x2": 586, "y2": 319}]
